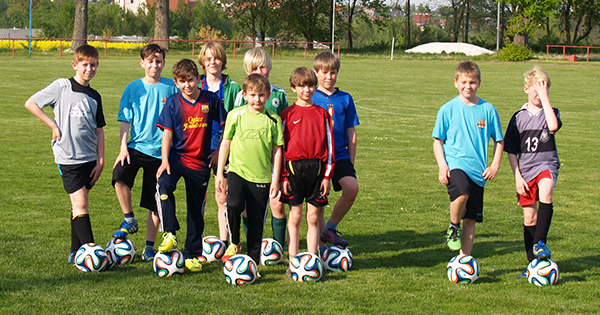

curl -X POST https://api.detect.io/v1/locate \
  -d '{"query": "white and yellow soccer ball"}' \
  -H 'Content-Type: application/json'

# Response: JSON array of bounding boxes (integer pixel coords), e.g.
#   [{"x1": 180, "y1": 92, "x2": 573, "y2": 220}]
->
[
  {"x1": 289, "y1": 252, "x2": 324, "y2": 282},
  {"x1": 105, "y1": 237, "x2": 137, "y2": 265},
  {"x1": 223, "y1": 254, "x2": 258, "y2": 286},
  {"x1": 153, "y1": 250, "x2": 185, "y2": 277},
  {"x1": 74, "y1": 243, "x2": 109, "y2": 273},
  {"x1": 200, "y1": 236, "x2": 226, "y2": 263},
  {"x1": 527, "y1": 258, "x2": 559, "y2": 286},
  {"x1": 447, "y1": 254, "x2": 479, "y2": 284},
  {"x1": 260, "y1": 238, "x2": 283, "y2": 266},
  {"x1": 323, "y1": 245, "x2": 353, "y2": 272}
]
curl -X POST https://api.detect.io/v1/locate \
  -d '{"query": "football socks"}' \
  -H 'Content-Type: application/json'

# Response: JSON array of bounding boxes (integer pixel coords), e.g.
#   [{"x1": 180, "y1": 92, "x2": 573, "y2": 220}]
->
[
  {"x1": 272, "y1": 216, "x2": 287, "y2": 250},
  {"x1": 524, "y1": 225, "x2": 537, "y2": 262}
]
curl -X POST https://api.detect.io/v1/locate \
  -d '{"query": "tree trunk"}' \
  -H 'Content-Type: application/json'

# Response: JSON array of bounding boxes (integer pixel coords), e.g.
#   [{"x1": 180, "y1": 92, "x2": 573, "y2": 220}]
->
[
  {"x1": 514, "y1": 33, "x2": 528, "y2": 46},
  {"x1": 72, "y1": 0, "x2": 88, "y2": 50},
  {"x1": 347, "y1": 0, "x2": 357, "y2": 49},
  {"x1": 463, "y1": 0, "x2": 469, "y2": 43},
  {"x1": 155, "y1": 0, "x2": 170, "y2": 50},
  {"x1": 406, "y1": 0, "x2": 410, "y2": 48}
]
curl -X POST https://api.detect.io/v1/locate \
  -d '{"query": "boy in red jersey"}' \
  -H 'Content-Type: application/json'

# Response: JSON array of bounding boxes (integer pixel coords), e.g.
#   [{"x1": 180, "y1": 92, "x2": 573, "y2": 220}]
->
[
  {"x1": 280, "y1": 67, "x2": 334, "y2": 272},
  {"x1": 154, "y1": 59, "x2": 226, "y2": 272}
]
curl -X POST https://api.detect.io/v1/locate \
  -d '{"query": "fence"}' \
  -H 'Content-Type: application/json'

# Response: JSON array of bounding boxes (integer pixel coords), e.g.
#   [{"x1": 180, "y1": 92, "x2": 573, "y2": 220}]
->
[
  {"x1": 0, "y1": 38, "x2": 341, "y2": 59},
  {"x1": 546, "y1": 45, "x2": 600, "y2": 61}
]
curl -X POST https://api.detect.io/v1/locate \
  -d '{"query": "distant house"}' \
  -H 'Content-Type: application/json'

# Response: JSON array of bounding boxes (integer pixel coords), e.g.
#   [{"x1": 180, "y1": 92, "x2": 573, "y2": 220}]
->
[
  {"x1": 413, "y1": 13, "x2": 432, "y2": 27},
  {"x1": 144, "y1": 0, "x2": 196, "y2": 12},
  {"x1": 114, "y1": 0, "x2": 147, "y2": 13},
  {"x1": 0, "y1": 28, "x2": 43, "y2": 39}
]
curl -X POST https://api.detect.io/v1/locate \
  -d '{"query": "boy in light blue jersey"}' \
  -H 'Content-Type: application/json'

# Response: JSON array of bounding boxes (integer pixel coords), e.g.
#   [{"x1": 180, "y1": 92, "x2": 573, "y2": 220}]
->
[
  {"x1": 432, "y1": 61, "x2": 504, "y2": 256},
  {"x1": 312, "y1": 52, "x2": 360, "y2": 252},
  {"x1": 111, "y1": 44, "x2": 178, "y2": 262}
]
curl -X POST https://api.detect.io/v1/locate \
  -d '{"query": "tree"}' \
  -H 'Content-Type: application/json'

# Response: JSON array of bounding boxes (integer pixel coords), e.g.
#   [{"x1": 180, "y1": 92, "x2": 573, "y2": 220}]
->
[
  {"x1": 155, "y1": 0, "x2": 169, "y2": 50},
  {"x1": 559, "y1": 0, "x2": 600, "y2": 44},
  {"x1": 170, "y1": 0, "x2": 192, "y2": 38},
  {"x1": 229, "y1": 0, "x2": 279, "y2": 42},
  {"x1": 191, "y1": 0, "x2": 235, "y2": 39},
  {"x1": 504, "y1": 0, "x2": 557, "y2": 46},
  {"x1": 279, "y1": 0, "x2": 329, "y2": 47},
  {"x1": 336, "y1": 0, "x2": 386, "y2": 49},
  {"x1": 72, "y1": 0, "x2": 88, "y2": 49}
]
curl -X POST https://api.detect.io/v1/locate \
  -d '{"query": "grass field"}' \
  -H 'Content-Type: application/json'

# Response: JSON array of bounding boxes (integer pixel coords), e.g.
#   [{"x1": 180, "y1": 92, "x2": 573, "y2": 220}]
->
[{"x1": 1, "y1": 52, "x2": 600, "y2": 314}]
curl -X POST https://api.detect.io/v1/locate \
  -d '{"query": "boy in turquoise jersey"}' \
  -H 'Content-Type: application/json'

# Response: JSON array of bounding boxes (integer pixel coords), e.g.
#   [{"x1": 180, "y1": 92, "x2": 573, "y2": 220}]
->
[
  {"x1": 25, "y1": 45, "x2": 105, "y2": 265},
  {"x1": 234, "y1": 48, "x2": 289, "y2": 250},
  {"x1": 432, "y1": 61, "x2": 504, "y2": 256},
  {"x1": 111, "y1": 44, "x2": 178, "y2": 263},
  {"x1": 198, "y1": 42, "x2": 241, "y2": 245},
  {"x1": 216, "y1": 74, "x2": 284, "y2": 266},
  {"x1": 312, "y1": 52, "x2": 359, "y2": 253}
]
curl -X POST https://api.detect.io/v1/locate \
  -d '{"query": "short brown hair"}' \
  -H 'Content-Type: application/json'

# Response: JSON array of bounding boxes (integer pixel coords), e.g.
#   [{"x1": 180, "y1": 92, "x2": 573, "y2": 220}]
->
[
  {"x1": 172, "y1": 59, "x2": 199, "y2": 81},
  {"x1": 141, "y1": 44, "x2": 165, "y2": 60},
  {"x1": 524, "y1": 66, "x2": 551, "y2": 88},
  {"x1": 455, "y1": 61, "x2": 481, "y2": 81},
  {"x1": 73, "y1": 44, "x2": 99, "y2": 63},
  {"x1": 198, "y1": 42, "x2": 227, "y2": 73},
  {"x1": 243, "y1": 73, "x2": 270, "y2": 94},
  {"x1": 290, "y1": 67, "x2": 318, "y2": 88},
  {"x1": 313, "y1": 51, "x2": 340, "y2": 72}
]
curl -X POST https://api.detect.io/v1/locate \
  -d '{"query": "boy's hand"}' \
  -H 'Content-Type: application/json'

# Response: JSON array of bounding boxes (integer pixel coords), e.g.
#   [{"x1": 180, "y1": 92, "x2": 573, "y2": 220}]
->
[
  {"x1": 320, "y1": 178, "x2": 331, "y2": 197},
  {"x1": 281, "y1": 180, "x2": 291, "y2": 196},
  {"x1": 532, "y1": 81, "x2": 550, "y2": 103},
  {"x1": 208, "y1": 149, "x2": 219, "y2": 168},
  {"x1": 156, "y1": 161, "x2": 170, "y2": 180},
  {"x1": 438, "y1": 165, "x2": 450, "y2": 185},
  {"x1": 215, "y1": 174, "x2": 225, "y2": 194},
  {"x1": 51, "y1": 125, "x2": 62, "y2": 141},
  {"x1": 515, "y1": 174, "x2": 530, "y2": 197},
  {"x1": 482, "y1": 166, "x2": 499, "y2": 180},
  {"x1": 89, "y1": 163, "x2": 104, "y2": 186},
  {"x1": 269, "y1": 181, "x2": 280, "y2": 199},
  {"x1": 113, "y1": 148, "x2": 131, "y2": 168}
]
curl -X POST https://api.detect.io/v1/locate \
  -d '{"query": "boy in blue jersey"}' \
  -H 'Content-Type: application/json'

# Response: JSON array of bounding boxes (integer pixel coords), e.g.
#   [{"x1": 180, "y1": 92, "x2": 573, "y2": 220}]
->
[
  {"x1": 111, "y1": 44, "x2": 178, "y2": 263},
  {"x1": 504, "y1": 66, "x2": 561, "y2": 276},
  {"x1": 25, "y1": 45, "x2": 105, "y2": 265},
  {"x1": 432, "y1": 61, "x2": 504, "y2": 255},
  {"x1": 312, "y1": 52, "x2": 360, "y2": 251},
  {"x1": 155, "y1": 59, "x2": 227, "y2": 272}
]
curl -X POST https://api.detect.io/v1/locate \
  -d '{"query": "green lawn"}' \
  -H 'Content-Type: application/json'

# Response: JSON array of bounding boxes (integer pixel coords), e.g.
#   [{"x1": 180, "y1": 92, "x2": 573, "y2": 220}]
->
[{"x1": 1, "y1": 52, "x2": 600, "y2": 314}]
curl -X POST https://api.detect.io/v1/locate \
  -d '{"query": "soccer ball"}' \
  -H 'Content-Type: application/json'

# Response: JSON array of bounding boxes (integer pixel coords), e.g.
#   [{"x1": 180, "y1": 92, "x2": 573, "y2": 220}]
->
[
  {"x1": 74, "y1": 243, "x2": 109, "y2": 273},
  {"x1": 447, "y1": 254, "x2": 479, "y2": 284},
  {"x1": 105, "y1": 237, "x2": 137, "y2": 265},
  {"x1": 223, "y1": 254, "x2": 258, "y2": 286},
  {"x1": 289, "y1": 252, "x2": 324, "y2": 282},
  {"x1": 199, "y1": 236, "x2": 225, "y2": 263},
  {"x1": 153, "y1": 250, "x2": 185, "y2": 277},
  {"x1": 527, "y1": 258, "x2": 559, "y2": 286},
  {"x1": 323, "y1": 245, "x2": 353, "y2": 272},
  {"x1": 260, "y1": 238, "x2": 283, "y2": 266}
]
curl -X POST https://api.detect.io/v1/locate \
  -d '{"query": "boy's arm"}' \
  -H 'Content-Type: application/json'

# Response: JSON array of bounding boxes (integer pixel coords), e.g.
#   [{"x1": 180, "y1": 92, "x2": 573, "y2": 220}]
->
[
  {"x1": 347, "y1": 126, "x2": 357, "y2": 165},
  {"x1": 215, "y1": 138, "x2": 231, "y2": 194},
  {"x1": 156, "y1": 129, "x2": 173, "y2": 179},
  {"x1": 508, "y1": 153, "x2": 529, "y2": 197},
  {"x1": 89, "y1": 127, "x2": 105, "y2": 186},
  {"x1": 533, "y1": 81, "x2": 559, "y2": 132},
  {"x1": 270, "y1": 145, "x2": 283, "y2": 199},
  {"x1": 24, "y1": 97, "x2": 61, "y2": 141},
  {"x1": 113, "y1": 121, "x2": 131, "y2": 168},
  {"x1": 433, "y1": 138, "x2": 450, "y2": 185},
  {"x1": 482, "y1": 140, "x2": 504, "y2": 180}
]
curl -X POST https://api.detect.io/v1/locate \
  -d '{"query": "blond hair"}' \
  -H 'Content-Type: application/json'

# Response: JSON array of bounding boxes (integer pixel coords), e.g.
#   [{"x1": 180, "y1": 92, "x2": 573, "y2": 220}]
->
[
  {"x1": 313, "y1": 51, "x2": 340, "y2": 72},
  {"x1": 198, "y1": 42, "x2": 227, "y2": 73},
  {"x1": 524, "y1": 66, "x2": 551, "y2": 88},
  {"x1": 454, "y1": 61, "x2": 481, "y2": 81},
  {"x1": 243, "y1": 48, "x2": 272, "y2": 75}
]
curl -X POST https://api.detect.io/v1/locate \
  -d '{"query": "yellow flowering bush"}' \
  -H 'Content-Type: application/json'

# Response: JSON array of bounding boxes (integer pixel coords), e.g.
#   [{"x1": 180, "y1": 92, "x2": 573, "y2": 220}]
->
[{"x1": 0, "y1": 40, "x2": 144, "y2": 51}]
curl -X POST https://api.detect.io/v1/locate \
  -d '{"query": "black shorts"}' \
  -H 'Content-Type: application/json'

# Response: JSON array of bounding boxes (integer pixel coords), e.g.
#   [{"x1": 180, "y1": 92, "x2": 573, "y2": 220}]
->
[
  {"x1": 280, "y1": 159, "x2": 328, "y2": 207},
  {"x1": 112, "y1": 148, "x2": 161, "y2": 212},
  {"x1": 58, "y1": 161, "x2": 97, "y2": 194},
  {"x1": 447, "y1": 169, "x2": 484, "y2": 222},
  {"x1": 331, "y1": 159, "x2": 357, "y2": 192}
]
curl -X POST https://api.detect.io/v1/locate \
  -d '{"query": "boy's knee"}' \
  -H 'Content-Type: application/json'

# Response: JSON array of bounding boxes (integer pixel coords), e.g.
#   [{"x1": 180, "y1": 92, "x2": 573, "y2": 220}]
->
[{"x1": 341, "y1": 178, "x2": 359, "y2": 198}]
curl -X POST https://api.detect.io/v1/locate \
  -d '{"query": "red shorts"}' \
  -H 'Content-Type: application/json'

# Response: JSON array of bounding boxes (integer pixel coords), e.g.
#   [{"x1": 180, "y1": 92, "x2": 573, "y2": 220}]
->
[{"x1": 518, "y1": 170, "x2": 554, "y2": 206}]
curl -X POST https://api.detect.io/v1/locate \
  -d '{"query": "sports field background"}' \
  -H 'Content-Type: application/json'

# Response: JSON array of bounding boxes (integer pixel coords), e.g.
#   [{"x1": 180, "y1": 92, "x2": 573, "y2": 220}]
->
[{"x1": 1, "y1": 54, "x2": 600, "y2": 314}]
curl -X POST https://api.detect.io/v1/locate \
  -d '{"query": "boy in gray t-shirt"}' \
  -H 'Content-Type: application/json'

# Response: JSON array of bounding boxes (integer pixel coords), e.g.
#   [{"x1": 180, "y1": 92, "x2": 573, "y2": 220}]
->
[{"x1": 25, "y1": 45, "x2": 106, "y2": 266}]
